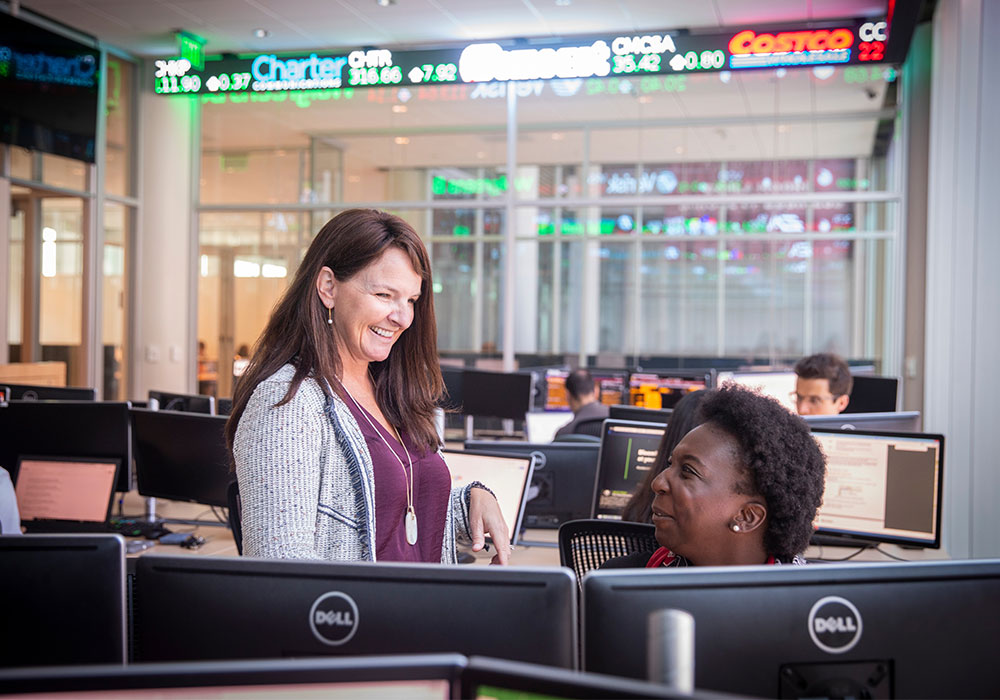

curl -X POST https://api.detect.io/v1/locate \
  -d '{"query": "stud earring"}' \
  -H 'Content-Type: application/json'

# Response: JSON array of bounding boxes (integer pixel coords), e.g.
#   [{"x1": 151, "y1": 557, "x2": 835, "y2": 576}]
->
[
  {"x1": 731, "y1": 524, "x2": 740, "y2": 532},
  {"x1": 327, "y1": 307, "x2": 333, "y2": 325}
]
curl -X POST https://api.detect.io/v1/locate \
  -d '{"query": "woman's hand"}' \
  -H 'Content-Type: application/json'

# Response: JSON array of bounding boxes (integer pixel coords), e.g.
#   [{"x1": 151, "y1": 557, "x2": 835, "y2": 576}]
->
[{"x1": 468, "y1": 487, "x2": 512, "y2": 565}]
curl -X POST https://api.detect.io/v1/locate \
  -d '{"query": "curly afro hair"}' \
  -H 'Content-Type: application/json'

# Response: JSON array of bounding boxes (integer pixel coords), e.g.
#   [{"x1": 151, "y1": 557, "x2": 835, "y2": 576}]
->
[{"x1": 697, "y1": 384, "x2": 826, "y2": 560}]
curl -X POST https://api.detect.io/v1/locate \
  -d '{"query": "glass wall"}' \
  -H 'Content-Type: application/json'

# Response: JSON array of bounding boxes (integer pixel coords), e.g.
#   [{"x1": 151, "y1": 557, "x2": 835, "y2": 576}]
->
[{"x1": 198, "y1": 63, "x2": 903, "y2": 387}]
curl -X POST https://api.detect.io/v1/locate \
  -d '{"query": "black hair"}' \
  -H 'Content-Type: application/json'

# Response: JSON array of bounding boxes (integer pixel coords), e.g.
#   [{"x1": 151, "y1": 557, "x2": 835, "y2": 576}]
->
[
  {"x1": 564, "y1": 369, "x2": 596, "y2": 401},
  {"x1": 621, "y1": 390, "x2": 707, "y2": 524},
  {"x1": 698, "y1": 384, "x2": 826, "y2": 560},
  {"x1": 794, "y1": 353, "x2": 853, "y2": 397}
]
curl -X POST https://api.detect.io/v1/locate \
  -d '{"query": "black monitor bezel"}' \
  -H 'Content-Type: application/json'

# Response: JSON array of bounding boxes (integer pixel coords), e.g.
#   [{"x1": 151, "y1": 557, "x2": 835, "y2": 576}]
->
[
  {"x1": 459, "y1": 369, "x2": 534, "y2": 420},
  {"x1": 441, "y1": 448, "x2": 535, "y2": 546},
  {"x1": 810, "y1": 427, "x2": 945, "y2": 549},
  {"x1": 148, "y1": 390, "x2": 216, "y2": 414},
  {"x1": 14, "y1": 454, "x2": 121, "y2": 529},
  {"x1": 591, "y1": 419, "x2": 667, "y2": 520},
  {"x1": 6, "y1": 383, "x2": 98, "y2": 401}
]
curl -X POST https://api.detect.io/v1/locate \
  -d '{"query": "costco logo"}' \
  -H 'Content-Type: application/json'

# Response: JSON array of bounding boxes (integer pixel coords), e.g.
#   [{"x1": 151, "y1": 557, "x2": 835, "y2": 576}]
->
[{"x1": 808, "y1": 596, "x2": 863, "y2": 654}]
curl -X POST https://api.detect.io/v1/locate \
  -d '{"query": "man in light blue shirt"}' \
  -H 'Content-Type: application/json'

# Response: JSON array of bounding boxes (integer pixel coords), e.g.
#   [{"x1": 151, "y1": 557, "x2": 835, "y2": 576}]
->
[{"x1": 0, "y1": 467, "x2": 21, "y2": 534}]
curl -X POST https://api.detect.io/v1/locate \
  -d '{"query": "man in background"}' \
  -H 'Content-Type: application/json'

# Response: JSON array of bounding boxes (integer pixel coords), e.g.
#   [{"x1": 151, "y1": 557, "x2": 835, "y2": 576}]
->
[
  {"x1": 793, "y1": 353, "x2": 852, "y2": 415},
  {"x1": 554, "y1": 370, "x2": 610, "y2": 438}
]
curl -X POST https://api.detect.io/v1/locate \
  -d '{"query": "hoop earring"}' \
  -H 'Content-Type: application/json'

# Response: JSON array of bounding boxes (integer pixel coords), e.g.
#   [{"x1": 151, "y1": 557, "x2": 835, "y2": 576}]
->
[{"x1": 327, "y1": 306, "x2": 333, "y2": 325}]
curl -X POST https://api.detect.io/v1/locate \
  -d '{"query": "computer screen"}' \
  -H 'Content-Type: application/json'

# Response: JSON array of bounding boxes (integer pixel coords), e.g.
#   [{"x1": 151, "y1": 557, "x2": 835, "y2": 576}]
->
[
  {"x1": 811, "y1": 429, "x2": 944, "y2": 549},
  {"x1": 463, "y1": 441, "x2": 600, "y2": 530},
  {"x1": 133, "y1": 556, "x2": 577, "y2": 668},
  {"x1": 592, "y1": 420, "x2": 666, "y2": 520},
  {"x1": 15, "y1": 456, "x2": 118, "y2": 530},
  {"x1": 0, "y1": 654, "x2": 463, "y2": 698},
  {"x1": 544, "y1": 369, "x2": 628, "y2": 411},
  {"x1": 443, "y1": 449, "x2": 534, "y2": 546},
  {"x1": 803, "y1": 411, "x2": 921, "y2": 432},
  {"x1": 583, "y1": 559, "x2": 1000, "y2": 698},
  {"x1": 216, "y1": 397, "x2": 233, "y2": 416},
  {"x1": 0, "y1": 533, "x2": 126, "y2": 667},
  {"x1": 608, "y1": 404, "x2": 674, "y2": 425},
  {"x1": 130, "y1": 408, "x2": 232, "y2": 508},
  {"x1": 148, "y1": 390, "x2": 216, "y2": 414},
  {"x1": 440, "y1": 366, "x2": 464, "y2": 412},
  {"x1": 627, "y1": 371, "x2": 711, "y2": 410},
  {"x1": 6, "y1": 383, "x2": 97, "y2": 401},
  {"x1": 844, "y1": 374, "x2": 899, "y2": 413},
  {"x1": 0, "y1": 400, "x2": 133, "y2": 492},
  {"x1": 524, "y1": 411, "x2": 573, "y2": 443},
  {"x1": 460, "y1": 370, "x2": 534, "y2": 420},
  {"x1": 715, "y1": 370, "x2": 797, "y2": 412}
]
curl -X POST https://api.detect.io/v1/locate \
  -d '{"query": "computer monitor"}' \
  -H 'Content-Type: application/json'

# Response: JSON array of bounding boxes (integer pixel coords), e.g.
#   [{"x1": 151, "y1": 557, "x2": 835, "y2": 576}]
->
[
  {"x1": 15, "y1": 456, "x2": 120, "y2": 533},
  {"x1": 592, "y1": 420, "x2": 666, "y2": 520},
  {"x1": 525, "y1": 410, "x2": 573, "y2": 443},
  {"x1": 844, "y1": 374, "x2": 899, "y2": 413},
  {"x1": 133, "y1": 555, "x2": 577, "y2": 668},
  {"x1": 0, "y1": 534, "x2": 126, "y2": 667},
  {"x1": 627, "y1": 371, "x2": 712, "y2": 410},
  {"x1": 715, "y1": 370, "x2": 797, "y2": 412},
  {"x1": 543, "y1": 369, "x2": 628, "y2": 411},
  {"x1": 463, "y1": 441, "x2": 600, "y2": 529},
  {"x1": 130, "y1": 408, "x2": 231, "y2": 508},
  {"x1": 460, "y1": 370, "x2": 534, "y2": 421},
  {"x1": 811, "y1": 429, "x2": 944, "y2": 549},
  {"x1": 216, "y1": 397, "x2": 233, "y2": 416},
  {"x1": 0, "y1": 385, "x2": 9, "y2": 404},
  {"x1": 583, "y1": 559, "x2": 1000, "y2": 697},
  {"x1": 0, "y1": 400, "x2": 133, "y2": 492},
  {"x1": 0, "y1": 654, "x2": 465, "y2": 697},
  {"x1": 440, "y1": 365, "x2": 464, "y2": 412},
  {"x1": 803, "y1": 411, "x2": 921, "y2": 433},
  {"x1": 148, "y1": 389, "x2": 216, "y2": 414},
  {"x1": 444, "y1": 449, "x2": 534, "y2": 546},
  {"x1": 6, "y1": 383, "x2": 97, "y2": 401},
  {"x1": 608, "y1": 404, "x2": 674, "y2": 425}
]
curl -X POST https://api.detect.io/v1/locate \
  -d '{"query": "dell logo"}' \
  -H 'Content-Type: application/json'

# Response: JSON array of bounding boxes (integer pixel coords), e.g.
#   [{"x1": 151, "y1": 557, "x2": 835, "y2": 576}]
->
[
  {"x1": 309, "y1": 592, "x2": 359, "y2": 646},
  {"x1": 808, "y1": 596, "x2": 862, "y2": 654}
]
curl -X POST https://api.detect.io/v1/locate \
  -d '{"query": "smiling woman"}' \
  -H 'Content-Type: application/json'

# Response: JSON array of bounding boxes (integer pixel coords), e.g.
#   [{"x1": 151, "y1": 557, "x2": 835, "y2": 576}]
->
[
  {"x1": 225, "y1": 209, "x2": 511, "y2": 565},
  {"x1": 604, "y1": 383, "x2": 827, "y2": 569}
]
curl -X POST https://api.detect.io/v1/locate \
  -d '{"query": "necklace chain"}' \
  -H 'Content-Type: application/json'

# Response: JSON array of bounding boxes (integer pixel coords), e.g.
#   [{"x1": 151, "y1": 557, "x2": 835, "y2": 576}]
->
[{"x1": 341, "y1": 383, "x2": 417, "y2": 545}]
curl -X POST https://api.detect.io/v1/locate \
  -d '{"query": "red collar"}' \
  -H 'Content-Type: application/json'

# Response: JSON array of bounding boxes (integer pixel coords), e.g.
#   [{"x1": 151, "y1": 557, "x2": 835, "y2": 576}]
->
[{"x1": 645, "y1": 546, "x2": 776, "y2": 567}]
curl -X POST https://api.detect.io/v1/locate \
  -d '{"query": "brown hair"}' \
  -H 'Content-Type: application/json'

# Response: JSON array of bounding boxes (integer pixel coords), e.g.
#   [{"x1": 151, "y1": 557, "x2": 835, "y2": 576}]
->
[
  {"x1": 794, "y1": 352, "x2": 853, "y2": 397},
  {"x1": 225, "y1": 209, "x2": 443, "y2": 455}
]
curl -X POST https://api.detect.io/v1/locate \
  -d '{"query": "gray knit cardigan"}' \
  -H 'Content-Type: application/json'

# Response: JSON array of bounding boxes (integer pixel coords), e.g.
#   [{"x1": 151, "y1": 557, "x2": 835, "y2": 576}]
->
[{"x1": 234, "y1": 364, "x2": 474, "y2": 562}]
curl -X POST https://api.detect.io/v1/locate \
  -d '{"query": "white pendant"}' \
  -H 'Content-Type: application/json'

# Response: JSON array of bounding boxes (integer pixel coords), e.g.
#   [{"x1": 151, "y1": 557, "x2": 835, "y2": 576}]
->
[{"x1": 405, "y1": 507, "x2": 418, "y2": 546}]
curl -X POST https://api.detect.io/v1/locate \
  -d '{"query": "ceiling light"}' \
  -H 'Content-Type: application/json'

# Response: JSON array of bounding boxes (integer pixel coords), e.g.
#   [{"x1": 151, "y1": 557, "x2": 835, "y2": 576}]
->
[
  {"x1": 252, "y1": 28, "x2": 270, "y2": 39},
  {"x1": 555, "y1": 0, "x2": 571, "y2": 5},
  {"x1": 394, "y1": 136, "x2": 410, "y2": 145},
  {"x1": 392, "y1": 105, "x2": 408, "y2": 113},
  {"x1": 376, "y1": 0, "x2": 396, "y2": 6},
  {"x1": 675, "y1": 146, "x2": 685, "y2": 155},
  {"x1": 551, "y1": 132, "x2": 565, "y2": 141},
  {"x1": 638, "y1": 95, "x2": 652, "y2": 104}
]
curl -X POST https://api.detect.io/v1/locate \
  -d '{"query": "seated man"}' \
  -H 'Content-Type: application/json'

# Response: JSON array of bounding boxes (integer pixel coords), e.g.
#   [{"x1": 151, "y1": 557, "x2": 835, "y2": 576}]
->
[
  {"x1": 1, "y1": 466, "x2": 21, "y2": 534},
  {"x1": 554, "y1": 370, "x2": 609, "y2": 438},
  {"x1": 793, "y1": 352, "x2": 852, "y2": 416}
]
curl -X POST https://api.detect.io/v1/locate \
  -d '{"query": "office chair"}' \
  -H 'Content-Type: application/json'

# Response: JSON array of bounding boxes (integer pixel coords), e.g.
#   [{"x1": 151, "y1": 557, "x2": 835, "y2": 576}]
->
[
  {"x1": 558, "y1": 519, "x2": 659, "y2": 587},
  {"x1": 226, "y1": 480, "x2": 242, "y2": 555},
  {"x1": 572, "y1": 417, "x2": 607, "y2": 437}
]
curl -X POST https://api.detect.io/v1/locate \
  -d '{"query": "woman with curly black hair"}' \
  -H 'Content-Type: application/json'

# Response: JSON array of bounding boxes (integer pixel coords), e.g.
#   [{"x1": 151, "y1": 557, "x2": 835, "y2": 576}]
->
[{"x1": 604, "y1": 383, "x2": 826, "y2": 568}]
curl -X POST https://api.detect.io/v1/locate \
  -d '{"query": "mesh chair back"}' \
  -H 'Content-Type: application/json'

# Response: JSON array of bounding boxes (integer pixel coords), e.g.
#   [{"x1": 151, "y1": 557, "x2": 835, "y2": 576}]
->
[
  {"x1": 227, "y1": 480, "x2": 242, "y2": 555},
  {"x1": 558, "y1": 518, "x2": 658, "y2": 586}
]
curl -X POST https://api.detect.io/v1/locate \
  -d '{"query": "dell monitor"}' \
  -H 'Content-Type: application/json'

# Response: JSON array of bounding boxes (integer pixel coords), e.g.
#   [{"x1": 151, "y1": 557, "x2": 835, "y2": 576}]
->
[
  {"x1": 0, "y1": 534, "x2": 126, "y2": 667},
  {"x1": 844, "y1": 374, "x2": 899, "y2": 413},
  {"x1": 803, "y1": 411, "x2": 921, "y2": 433},
  {"x1": 444, "y1": 449, "x2": 534, "y2": 546},
  {"x1": 130, "y1": 408, "x2": 232, "y2": 508},
  {"x1": 592, "y1": 420, "x2": 666, "y2": 520},
  {"x1": 627, "y1": 371, "x2": 712, "y2": 410},
  {"x1": 148, "y1": 390, "x2": 215, "y2": 414},
  {"x1": 715, "y1": 370, "x2": 798, "y2": 412},
  {"x1": 464, "y1": 441, "x2": 600, "y2": 529},
  {"x1": 0, "y1": 400, "x2": 133, "y2": 492},
  {"x1": 583, "y1": 559, "x2": 1000, "y2": 698},
  {"x1": 133, "y1": 555, "x2": 577, "y2": 668},
  {"x1": 6, "y1": 383, "x2": 97, "y2": 401},
  {"x1": 609, "y1": 404, "x2": 674, "y2": 425},
  {"x1": 811, "y1": 429, "x2": 944, "y2": 549},
  {"x1": 460, "y1": 369, "x2": 534, "y2": 421}
]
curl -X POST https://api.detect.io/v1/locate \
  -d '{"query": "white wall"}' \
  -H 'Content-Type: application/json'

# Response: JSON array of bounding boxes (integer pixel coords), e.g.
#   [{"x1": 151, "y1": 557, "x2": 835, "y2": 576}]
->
[
  {"x1": 135, "y1": 91, "x2": 197, "y2": 397},
  {"x1": 925, "y1": 0, "x2": 1000, "y2": 558}
]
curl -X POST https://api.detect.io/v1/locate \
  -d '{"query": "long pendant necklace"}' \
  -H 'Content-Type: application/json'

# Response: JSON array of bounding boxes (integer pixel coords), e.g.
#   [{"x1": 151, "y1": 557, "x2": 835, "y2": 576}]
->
[{"x1": 342, "y1": 384, "x2": 418, "y2": 546}]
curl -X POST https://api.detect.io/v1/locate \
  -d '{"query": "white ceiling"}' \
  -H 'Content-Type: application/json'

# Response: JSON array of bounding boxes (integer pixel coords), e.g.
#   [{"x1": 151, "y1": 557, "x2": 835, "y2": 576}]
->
[{"x1": 20, "y1": 0, "x2": 888, "y2": 58}]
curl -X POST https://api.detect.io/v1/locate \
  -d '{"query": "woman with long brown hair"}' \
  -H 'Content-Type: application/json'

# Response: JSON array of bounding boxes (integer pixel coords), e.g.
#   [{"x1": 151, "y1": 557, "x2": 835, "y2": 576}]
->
[{"x1": 226, "y1": 209, "x2": 510, "y2": 564}]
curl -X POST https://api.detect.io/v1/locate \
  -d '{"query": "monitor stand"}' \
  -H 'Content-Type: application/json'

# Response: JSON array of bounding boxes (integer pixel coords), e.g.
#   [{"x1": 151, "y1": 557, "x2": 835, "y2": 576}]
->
[
  {"x1": 142, "y1": 496, "x2": 228, "y2": 528},
  {"x1": 810, "y1": 533, "x2": 878, "y2": 549}
]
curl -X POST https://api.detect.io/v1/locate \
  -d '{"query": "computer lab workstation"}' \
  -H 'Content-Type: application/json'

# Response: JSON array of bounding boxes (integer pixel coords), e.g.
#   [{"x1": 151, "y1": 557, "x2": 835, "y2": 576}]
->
[{"x1": 2, "y1": 372, "x2": 998, "y2": 699}]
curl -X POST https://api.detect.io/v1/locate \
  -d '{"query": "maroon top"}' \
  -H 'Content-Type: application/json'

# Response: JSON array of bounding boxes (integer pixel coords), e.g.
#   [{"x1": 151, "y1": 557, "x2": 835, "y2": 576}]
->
[{"x1": 345, "y1": 398, "x2": 451, "y2": 562}]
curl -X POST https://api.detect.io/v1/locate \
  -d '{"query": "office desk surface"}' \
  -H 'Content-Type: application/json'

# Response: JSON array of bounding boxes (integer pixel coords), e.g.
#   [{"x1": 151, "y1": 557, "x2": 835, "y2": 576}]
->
[{"x1": 121, "y1": 493, "x2": 949, "y2": 566}]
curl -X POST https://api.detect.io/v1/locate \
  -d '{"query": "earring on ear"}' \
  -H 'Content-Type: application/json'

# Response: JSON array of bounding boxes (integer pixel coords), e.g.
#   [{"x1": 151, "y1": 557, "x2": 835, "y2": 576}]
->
[
  {"x1": 731, "y1": 524, "x2": 740, "y2": 532},
  {"x1": 327, "y1": 307, "x2": 333, "y2": 325}
]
